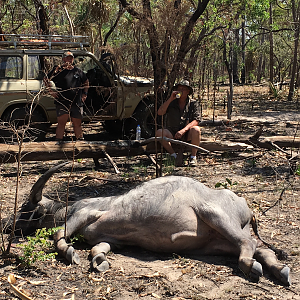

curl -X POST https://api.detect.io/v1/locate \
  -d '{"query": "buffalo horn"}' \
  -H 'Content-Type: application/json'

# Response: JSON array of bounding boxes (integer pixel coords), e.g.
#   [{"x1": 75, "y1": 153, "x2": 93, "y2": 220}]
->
[{"x1": 29, "y1": 162, "x2": 69, "y2": 204}]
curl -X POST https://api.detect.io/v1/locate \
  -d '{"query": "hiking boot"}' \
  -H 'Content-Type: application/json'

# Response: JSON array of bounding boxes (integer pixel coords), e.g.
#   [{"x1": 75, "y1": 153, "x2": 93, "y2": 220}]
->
[
  {"x1": 76, "y1": 137, "x2": 87, "y2": 143},
  {"x1": 175, "y1": 151, "x2": 183, "y2": 167},
  {"x1": 189, "y1": 157, "x2": 197, "y2": 166},
  {"x1": 55, "y1": 138, "x2": 64, "y2": 145},
  {"x1": 168, "y1": 155, "x2": 176, "y2": 165}
]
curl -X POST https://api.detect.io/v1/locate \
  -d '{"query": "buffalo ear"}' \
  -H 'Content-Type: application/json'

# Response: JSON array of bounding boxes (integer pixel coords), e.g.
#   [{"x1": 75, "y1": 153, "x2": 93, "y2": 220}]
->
[{"x1": 29, "y1": 162, "x2": 69, "y2": 204}]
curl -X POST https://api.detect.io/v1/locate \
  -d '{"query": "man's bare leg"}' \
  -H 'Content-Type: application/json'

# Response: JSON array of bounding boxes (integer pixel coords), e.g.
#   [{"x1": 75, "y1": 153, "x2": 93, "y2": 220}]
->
[
  {"x1": 72, "y1": 117, "x2": 83, "y2": 139},
  {"x1": 155, "y1": 128, "x2": 175, "y2": 155},
  {"x1": 187, "y1": 126, "x2": 201, "y2": 156},
  {"x1": 56, "y1": 114, "x2": 69, "y2": 140}
]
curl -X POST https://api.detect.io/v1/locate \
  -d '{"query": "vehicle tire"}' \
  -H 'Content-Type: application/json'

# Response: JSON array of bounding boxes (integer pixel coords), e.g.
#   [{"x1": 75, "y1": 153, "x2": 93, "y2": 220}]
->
[
  {"x1": 2, "y1": 106, "x2": 48, "y2": 142},
  {"x1": 103, "y1": 119, "x2": 127, "y2": 138},
  {"x1": 132, "y1": 98, "x2": 156, "y2": 139}
]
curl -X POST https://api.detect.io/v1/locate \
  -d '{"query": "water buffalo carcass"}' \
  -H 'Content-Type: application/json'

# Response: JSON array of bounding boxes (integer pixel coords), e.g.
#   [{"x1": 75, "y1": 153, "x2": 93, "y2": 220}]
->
[{"x1": 7, "y1": 163, "x2": 290, "y2": 286}]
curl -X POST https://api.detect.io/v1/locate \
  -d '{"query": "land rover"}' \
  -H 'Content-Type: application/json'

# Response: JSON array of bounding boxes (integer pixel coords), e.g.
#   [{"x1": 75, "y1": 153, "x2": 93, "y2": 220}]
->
[{"x1": 0, "y1": 34, "x2": 155, "y2": 142}]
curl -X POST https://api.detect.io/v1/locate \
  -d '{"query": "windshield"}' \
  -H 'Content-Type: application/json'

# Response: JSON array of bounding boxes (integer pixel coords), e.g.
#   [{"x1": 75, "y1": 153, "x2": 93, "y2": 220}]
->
[{"x1": 74, "y1": 55, "x2": 99, "y2": 72}]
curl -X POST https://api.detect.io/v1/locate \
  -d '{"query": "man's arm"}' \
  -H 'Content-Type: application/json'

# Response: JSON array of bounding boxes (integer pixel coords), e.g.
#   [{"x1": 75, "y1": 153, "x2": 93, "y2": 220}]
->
[
  {"x1": 174, "y1": 120, "x2": 199, "y2": 139},
  {"x1": 44, "y1": 67, "x2": 59, "y2": 99},
  {"x1": 157, "y1": 91, "x2": 178, "y2": 115},
  {"x1": 81, "y1": 79, "x2": 89, "y2": 102},
  {"x1": 174, "y1": 100, "x2": 201, "y2": 139}
]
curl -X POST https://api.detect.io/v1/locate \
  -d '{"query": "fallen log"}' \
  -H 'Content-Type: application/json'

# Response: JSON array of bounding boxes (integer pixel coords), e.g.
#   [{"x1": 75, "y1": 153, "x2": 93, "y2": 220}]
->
[
  {"x1": 0, "y1": 138, "x2": 253, "y2": 164},
  {"x1": 259, "y1": 136, "x2": 300, "y2": 148},
  {"x1": 0, "y1": 140, "x2": 144, "y2": 164},
  {"x1": 223, "y1": 134, "x2": 300, "y2": 150},
  {"x1": 246, "y1": 136, "x2": 300, "y2": 150}
]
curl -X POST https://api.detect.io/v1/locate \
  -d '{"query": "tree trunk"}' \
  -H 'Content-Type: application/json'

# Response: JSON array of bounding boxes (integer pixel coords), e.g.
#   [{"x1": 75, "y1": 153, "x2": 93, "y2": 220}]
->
[
  {"x1": 288, "y1": 0, "x2": 300, "y2": 101},
  {"x1": 103, "y1": 5, "x2": 124, "y2": 47},
  {"x1": 33, "y1": 0, "x2": 49, "y2": 35},
  {"x1": 241, "y1": 20, "x2": 246, "y2": 84},
  {"x1": 257, "y1": 30, "x2": 265, "y2": 83},
  {"x1": 63, "y1": 5, "x2": 74, "y2": 36},
  {"x1": 269, "y1": 2, "x2": 274, "y2": 84},
  {"x1": 222, "y1": 31, "x2": 234, "y2": 119},
  {"x1": 233, "y1": 28, "x2": 240, "y2": 84}
]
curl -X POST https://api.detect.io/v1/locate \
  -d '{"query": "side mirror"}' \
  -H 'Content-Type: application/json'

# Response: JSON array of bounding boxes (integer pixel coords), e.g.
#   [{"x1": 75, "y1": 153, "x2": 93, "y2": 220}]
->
[{"x1": 100, "y1": 53, "x2": 112, "y2": 62}]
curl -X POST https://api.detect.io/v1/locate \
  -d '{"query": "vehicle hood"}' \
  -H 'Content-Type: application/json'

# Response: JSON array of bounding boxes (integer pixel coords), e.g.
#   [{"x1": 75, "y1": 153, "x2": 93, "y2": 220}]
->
[{"x1": 119, "y1": 76, "x2": 153, "y2": 87}]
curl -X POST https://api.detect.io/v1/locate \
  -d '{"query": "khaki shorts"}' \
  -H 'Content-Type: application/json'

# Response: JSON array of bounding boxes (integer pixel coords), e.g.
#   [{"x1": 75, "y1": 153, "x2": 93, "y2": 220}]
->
[{"x1": 56, "y1": 104, "x2": 83, "y2": 119}]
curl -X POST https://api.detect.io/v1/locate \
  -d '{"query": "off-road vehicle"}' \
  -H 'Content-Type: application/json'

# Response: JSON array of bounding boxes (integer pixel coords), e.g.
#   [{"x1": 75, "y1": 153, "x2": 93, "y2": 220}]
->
[{"x1": 0, "y1": 34, "x2": 155, "y2": 142}]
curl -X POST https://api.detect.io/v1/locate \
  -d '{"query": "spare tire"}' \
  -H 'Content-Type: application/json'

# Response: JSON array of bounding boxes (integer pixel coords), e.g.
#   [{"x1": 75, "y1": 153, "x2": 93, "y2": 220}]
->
[
  {"x1": 2, "y1": 106, "x2": 48, "y2": 142},
  {"x1": 103, "y1": 119, "x2": 126, "y2": 137},
  {"x1": 131, "y1": 98, "x2": 156, "y2": 139}
]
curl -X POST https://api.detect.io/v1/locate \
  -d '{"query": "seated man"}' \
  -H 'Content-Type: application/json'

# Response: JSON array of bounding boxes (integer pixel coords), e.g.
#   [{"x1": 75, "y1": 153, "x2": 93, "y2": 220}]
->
[{"x1": 156, "y1": 80, "x2": 201, "y2": 166}]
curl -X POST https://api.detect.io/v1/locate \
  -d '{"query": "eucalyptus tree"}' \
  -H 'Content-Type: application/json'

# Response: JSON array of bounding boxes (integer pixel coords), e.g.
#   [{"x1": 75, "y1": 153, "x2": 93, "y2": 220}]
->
[
  {"x1": 117, "y1": 0, "x2": 211, "y2": 96},
  {"x1": 73, "y1": 0, "x2": 111, "y2": 51},
  {"x1": 287, "y1": 0, "x2": 300, "y2": 101},
  {"x1": 0, "y1": 0, "x2": 38, "y2": 33}
]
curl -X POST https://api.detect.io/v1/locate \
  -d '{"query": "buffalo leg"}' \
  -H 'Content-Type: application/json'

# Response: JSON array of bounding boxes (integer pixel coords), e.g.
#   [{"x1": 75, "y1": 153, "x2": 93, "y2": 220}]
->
[
  {"x1": 254, "y1": 248, "x2": 291, "y2": 286},
  {"x1": 198, "y1": 210, "x2": 263, "y2": 280},
  {"x1": 237, "y1": 234, "x2": 262, "y2": 280},
  {"x1": 53, "y1": 209, "x2": 106, "y2": 264},
  {"x1": 54, "y1": 229, "x2": 80, "y2": 264},
  {"x1": 90, "y1": 242, "x2": 112, "y2": 272}
]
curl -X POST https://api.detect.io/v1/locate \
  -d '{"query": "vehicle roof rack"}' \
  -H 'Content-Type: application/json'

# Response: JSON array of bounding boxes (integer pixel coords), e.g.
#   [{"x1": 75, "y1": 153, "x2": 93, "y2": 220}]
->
[{"x1": 0, "y1": 34, "x2": 90, "y2": 49}]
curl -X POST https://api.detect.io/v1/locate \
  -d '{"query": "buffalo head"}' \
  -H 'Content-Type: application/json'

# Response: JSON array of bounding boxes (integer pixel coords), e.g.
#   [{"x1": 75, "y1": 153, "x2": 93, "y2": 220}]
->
[{"x1": 3, "y1": 162, "x2": 68, "y2": 236}]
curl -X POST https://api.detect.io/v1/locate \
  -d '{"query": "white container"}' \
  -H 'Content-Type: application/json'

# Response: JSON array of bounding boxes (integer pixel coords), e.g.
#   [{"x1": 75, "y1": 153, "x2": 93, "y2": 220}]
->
[{"x1": 136, "y1": 125, "x2": 141, "y2": 141}]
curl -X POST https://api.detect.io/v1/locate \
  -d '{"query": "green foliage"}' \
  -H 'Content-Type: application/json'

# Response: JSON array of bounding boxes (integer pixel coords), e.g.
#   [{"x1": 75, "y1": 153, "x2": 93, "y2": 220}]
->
[
  {"x1": 269, "y1": 82, "x2": 278, "y2": 98},
  {"x1": 215, "y1": 178, "x2": 238, "y2": 189},
  {"x1": 295, "y1": 165, "x2": 300, "y2": 176},
  {"x1": 70, "y1": 234, "x2": 85, "y2": 243},
  {"x1": 131, "y1": 161, "x2": 149, "y2": 175},
  {"x1": 162, "y1": 155, "x2": 176, "y2": 173},
  {"x1": 246, "y1": 158, "x2": 257, "y2": 167},
  {"x1": 18, "y1": 227, "x2": 61, "y2": 267}
]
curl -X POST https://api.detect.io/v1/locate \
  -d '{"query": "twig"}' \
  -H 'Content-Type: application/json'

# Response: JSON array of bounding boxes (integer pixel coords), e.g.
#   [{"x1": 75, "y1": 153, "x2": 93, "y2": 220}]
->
[
  {"x1": 139, "y1": 136, "x2": 210, "y2": 153},
  {"x1": 143, "y1": 150, "x2": 160, "y2": 170},
  {"x1": 78, "y1": 175, "x2": 120, "y2": 183},
  {"x1": 8, "y1": 274, "x2": 34, "y2": 300},
  {"x1": 102, "y1": 150, "x2": 120, "y2": 174},
  {"x1": 262, "y1": 187, "x2": 286, "y2": 215},
  {"x1": 250, "y1": 125, "x2": 263, "y2": 140},
  {"x1": 268, "y1": 141, "x2": 290, "y2": 156},
  {"x1": 289, "y1": 153, "x2": 300, "y2": 161},
  {"x1": 244, "y1": 281, "x2": 273, "y2": 293}
]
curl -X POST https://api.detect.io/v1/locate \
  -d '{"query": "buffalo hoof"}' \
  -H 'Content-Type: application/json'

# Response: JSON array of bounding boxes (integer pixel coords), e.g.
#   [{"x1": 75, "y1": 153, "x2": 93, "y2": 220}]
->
[
  {"x1": 92, "y1": 253, "x2": 110, "y2": 272},
  {"x1": 278, "y1": 266, "x2": 291, "y2": 286},
  {"x1": 66, "y1": 246, "x2": 80, "y2": 264},
  {"x1": 250, "y1": 261, "x2": 263, "y2": 281}
]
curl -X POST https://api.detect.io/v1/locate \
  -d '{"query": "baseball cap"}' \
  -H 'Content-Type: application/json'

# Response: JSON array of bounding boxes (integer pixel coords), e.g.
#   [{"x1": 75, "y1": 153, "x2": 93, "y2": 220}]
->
[{"x1": 63, "y1": 50, "x2": 74, "y2": 58}]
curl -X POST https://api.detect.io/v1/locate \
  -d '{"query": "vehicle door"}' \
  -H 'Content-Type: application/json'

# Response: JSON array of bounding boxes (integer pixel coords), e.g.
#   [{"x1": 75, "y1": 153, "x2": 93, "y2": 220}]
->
[
  {"x1": 0, "y1": 54, "x2": 27, "y2": 115},
  {"x1": 26, "y1": 53, "x2": 57, "y2": 123},
  {"x1": 74, "y1": 54, "x2": 119, "y2": 120}
]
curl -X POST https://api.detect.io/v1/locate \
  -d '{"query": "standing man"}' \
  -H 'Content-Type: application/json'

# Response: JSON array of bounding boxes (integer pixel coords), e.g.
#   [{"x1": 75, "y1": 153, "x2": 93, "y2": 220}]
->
[
  {"x1": 47, "y1": 51, "x2": 89, "y2": 143},
  {"x1": 156, "y1": 80, "x2": 201, "y2": 166}
]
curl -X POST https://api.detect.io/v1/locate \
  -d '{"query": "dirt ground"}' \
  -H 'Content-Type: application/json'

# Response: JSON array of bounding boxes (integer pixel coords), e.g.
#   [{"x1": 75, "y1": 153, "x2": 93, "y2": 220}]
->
[{"x1": 0, "y1": 85, "x2": 300, "y2": 300}]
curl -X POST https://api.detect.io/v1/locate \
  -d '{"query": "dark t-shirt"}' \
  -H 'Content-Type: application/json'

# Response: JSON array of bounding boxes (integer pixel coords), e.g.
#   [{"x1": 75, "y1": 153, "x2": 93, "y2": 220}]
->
[
  {"x1": 48, "y1": 66, "x2": 87, "y2": 107},
  {"x1": 165, "y1": 97, "x2": 201, "y2": 135}
]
